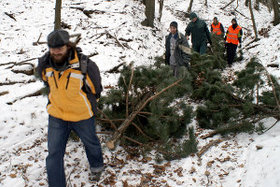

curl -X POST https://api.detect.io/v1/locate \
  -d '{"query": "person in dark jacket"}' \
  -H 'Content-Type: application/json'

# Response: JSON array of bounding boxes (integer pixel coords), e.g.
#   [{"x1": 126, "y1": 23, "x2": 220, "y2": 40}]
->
[
  {"x1": 211, "y1": 17, "x2": 225, "y2": 37},
  {"x1": 165, "y1": 21, "x2": 190, "y2": 77},
  {"x1": 185, "y1": 12, "x2": 212, "y2": 55},
  {"x1": 225, "y1": 18, "x2": 243, "y2": 67},
  {"x1": 36, "y1": 29, "x2": 104, "y2": 186}
]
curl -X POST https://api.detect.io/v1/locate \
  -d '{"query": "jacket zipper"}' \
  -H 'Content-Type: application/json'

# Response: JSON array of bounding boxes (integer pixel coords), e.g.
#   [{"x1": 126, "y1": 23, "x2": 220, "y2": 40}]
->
[
  {"x1": 65, "y1": 73, "x2": 71, "y2": 89},
  {"x1": 52, "y1": 72, "x2": 58, "y2": 88}
]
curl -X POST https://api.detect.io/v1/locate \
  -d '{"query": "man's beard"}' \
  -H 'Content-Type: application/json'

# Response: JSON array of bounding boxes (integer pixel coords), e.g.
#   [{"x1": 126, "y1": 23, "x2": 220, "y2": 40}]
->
[{"x1": 50, "y1": 51, "x2": 69, "y2": 64}]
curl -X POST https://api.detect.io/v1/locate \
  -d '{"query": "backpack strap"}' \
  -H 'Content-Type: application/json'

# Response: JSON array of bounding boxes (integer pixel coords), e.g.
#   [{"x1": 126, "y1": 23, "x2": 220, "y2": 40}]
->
[{"x1": 79, "y1": 54, "x2": 91, "y2": 93}]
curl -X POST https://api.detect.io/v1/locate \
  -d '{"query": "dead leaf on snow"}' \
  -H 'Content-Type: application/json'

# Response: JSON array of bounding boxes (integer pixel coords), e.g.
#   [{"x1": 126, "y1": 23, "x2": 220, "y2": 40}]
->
[
  {"x1": 9, "y1": 173, "x2": 17, "y2": 178},
  {"x1": 207, "y1": 160, "x2": 215, "y2": 167},
  {"x1": 189, "y1": 167, "x2": 196, "y2": 174},
  {"x1": 174, "y1": 167, "x2": 183, "y2": 177}
]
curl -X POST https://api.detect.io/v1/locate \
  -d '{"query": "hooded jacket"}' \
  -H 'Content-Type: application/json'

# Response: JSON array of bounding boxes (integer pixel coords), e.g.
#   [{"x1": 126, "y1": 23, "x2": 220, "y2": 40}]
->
[
  {"x1": 36, "y1": 47, "x2": 102, "y2": 122},
  {"x1": 185, "y1": 18, "x2": 212, "y2": 46}
]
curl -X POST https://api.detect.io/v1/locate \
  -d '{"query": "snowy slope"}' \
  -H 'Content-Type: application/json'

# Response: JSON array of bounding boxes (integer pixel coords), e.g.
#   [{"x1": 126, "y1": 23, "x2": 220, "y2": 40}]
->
[{"x1": 0, "y1": 0, "x2": 280, "y2": 186}]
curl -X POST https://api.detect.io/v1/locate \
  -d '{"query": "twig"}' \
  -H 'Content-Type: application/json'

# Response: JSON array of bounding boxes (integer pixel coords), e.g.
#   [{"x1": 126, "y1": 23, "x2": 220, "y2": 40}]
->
[
  {"x1": 7, "y1": 89, "x2": 42, "y2": 105},
  {"x1": 105, "y1": 62, "x2": 125, "y2": 74},
  {"x1": 261, "y1": 120, "x2": 279, "y2": 134},
  {"x1": 0, "y1": 58, "x2": 38, "y2": 67},
  {"x1": 4, "y1": 12, "x2": 16, "y2": 21},
  {"x1": 105, "y1": 30, "x2": 126, "y2": 49},
  {"x1": 0, "y1": 79, "x2": 36, "y2": 86},
  {"x1": 97, "y1": 108, "x2": 118, "y2": 131},
  {"x1": 235, "y1": 10, "x2": 249, "y2": 19},
  {"x1": 197, "y1": 139, "x2": 224, "y2": 157},
  {"x1": 126, "y1": 67, "x2": 134, "y2": 118},
  {"x1": 221, "y1": 0, "x2": 235, "y2": 10},
  {"x1": 245, "y1": 44, "x2": 260, "y2": 50},
  {"x1": 123, "y1": 135, "x2": 144, "y2": 146},
  {"x1": 36, "y1": 33, "x2": 42, "y2": 43},
  {"x1": 131, "y1": 122, "x2": 154, "y2": 140},
  {"x1": 66, "y1": 161, "x2": 80, "y2": 187}
]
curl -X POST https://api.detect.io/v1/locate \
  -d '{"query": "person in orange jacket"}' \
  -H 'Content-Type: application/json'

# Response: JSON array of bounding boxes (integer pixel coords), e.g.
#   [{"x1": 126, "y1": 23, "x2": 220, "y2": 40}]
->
[
  {"x1": 225, "y1": 18, "x2": 243, "y2": 67},
  {"x1": 37, "y1": 29, "x2": 104, "y2": 186},
  {"x1": 211, "y1": 17, "x2": 225, "y2": 37}
]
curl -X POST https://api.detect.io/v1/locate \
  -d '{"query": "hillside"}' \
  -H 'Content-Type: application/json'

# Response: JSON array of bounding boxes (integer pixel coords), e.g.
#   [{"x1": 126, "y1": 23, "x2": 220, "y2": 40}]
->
[{"x1": 0, "y1": 0, "x2": 280, "y2": 186}]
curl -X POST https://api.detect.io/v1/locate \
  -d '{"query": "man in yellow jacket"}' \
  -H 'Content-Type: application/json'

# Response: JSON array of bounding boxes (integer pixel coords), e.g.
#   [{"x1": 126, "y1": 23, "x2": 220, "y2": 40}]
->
[
  {"x1": 37, "y1": 30, "x2": 104, "y2": 186},
  {"x1": 225, "y1": 18, "x2": 243, "y2": 67}
]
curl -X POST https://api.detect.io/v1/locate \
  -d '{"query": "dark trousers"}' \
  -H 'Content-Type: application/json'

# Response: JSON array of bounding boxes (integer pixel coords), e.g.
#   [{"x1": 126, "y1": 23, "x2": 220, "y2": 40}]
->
[
  {"x1": 46, "y1": 115, "x2": 104, "y2": 187},
  {"x1": 193, "y1": 41, "x2": 207, "y2": 55},
  {"x1": 226, "y1": 43, "x2": 238, "y2": 66}
]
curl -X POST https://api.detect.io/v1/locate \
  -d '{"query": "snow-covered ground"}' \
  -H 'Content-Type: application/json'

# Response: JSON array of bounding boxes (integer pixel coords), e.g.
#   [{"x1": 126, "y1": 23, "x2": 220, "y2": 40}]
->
[{"x1": 0, "y1": 0, "x2": 279, "y2": 186}]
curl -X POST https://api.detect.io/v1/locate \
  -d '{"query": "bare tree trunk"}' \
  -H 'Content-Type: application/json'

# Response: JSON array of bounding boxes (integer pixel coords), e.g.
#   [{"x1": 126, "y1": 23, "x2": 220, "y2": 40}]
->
[
  {"x1": 142, "y1": 0, "x2": 155, "y2": 27},
  {"x1": 249, "y1": 0, "x2": 259, "y2": 40},
  {"x1": 187, "y1": 0, "x2": 194, "y2": 13},
  {"x1": 271, "y1": 0, "x2": 280, "y2": 25},
  {"x1": 54, "y1": 0, "x2": 62, "y2": 30},
  {"x1": 158, "y1": 0, "x2": 164, "y2": 22}
]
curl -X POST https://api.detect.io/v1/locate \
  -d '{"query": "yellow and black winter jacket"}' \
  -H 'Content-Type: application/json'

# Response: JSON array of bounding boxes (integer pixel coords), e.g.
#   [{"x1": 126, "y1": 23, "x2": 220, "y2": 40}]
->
[{"x1": 37, "y1": 47, "x2": 102, "y2": 122}]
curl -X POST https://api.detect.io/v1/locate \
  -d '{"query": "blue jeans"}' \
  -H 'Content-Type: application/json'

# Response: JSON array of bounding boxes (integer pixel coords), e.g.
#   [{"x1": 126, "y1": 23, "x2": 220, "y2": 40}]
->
[{"x1": 46, "y1": 115, "x2": 104, "y2": 187}]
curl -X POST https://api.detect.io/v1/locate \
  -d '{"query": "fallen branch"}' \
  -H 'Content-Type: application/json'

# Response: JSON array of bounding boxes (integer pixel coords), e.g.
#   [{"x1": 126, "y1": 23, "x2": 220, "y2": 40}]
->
[
  {"x1": 105, "y1": 62, "x2": 125, "y2": 74},
  {"x1": 245, "y1": 44, "x2": 260, "y2": 50},
  {"x1": 0, "y1": 79, "x2": 36, "y2": 86},
  {"x1": 0, "y1": 58, "x2": 38, "y2": 67},
  {"x1": 106, "y1": 78, "x2": 184, "y2": 150},
  {"x1": 7, "y1": 89, "x2": 42, "y2": 105},
  {"x1": 0, "y1": 91, "x2": 9, "y2": 96},
  {"x1": 88, "y1": 52, "x2": 99, "y2": 58},
  {"x1": 261, "y1": 120, "x2": 280, "y2": 134},
  {"x1": 70, "y1": 7, "x2": 105, "y2": 18},
  {"x1": 4, "y1": 12, "x2": 16, "y2": 21},
  {"x1": 32, "y1": 33, "x2": 43, "y2": 46},
  {"x1": 105, "y1": 30, "x2": 126, "y2": 49},
  {"x1": 235, "y1": 10, "x2": 249, "y2": 19},
  {"x1": 197, "y1": 139, "x2": 224, "y2": 157},
  {"x1": 221, "y1": 0, "x2": 235, "y2": 10},
  {"x1": 267, "y1": 63, "x2": 279, "y2": 68}
]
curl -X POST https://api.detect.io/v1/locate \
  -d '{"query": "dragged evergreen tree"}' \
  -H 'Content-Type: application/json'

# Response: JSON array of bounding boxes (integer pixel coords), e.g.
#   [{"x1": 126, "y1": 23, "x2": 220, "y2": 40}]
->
[
  {"x1": 193, "y1": 57, "x2": 280, "y2": 137},
  {"x1": 98, "y1": 61, "x2": 196, "y2": 160},
  {"x1": 98, "y1": 35, "x2": 280, "y2": 159}
]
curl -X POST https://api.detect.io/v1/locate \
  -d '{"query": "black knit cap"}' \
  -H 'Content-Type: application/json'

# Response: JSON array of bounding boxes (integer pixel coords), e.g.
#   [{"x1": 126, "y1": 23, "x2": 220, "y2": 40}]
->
[
  {"x1": 47, "y1": 29, "x2": 70, "y2": 48},
  {"x1": 232, "y1": 18, "x2": 237, "y2": 24},
  {"x1": 170, "y1": 21, "x2": 178, "y2": 29}
]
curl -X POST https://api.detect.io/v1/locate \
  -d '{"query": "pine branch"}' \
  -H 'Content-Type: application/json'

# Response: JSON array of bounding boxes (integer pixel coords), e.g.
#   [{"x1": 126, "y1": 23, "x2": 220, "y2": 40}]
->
[
  {"x1": 126, "y1": 67, "x2": 134, "y2": 118},
  {"x1": 106, "y1": 78, "x2": 184, "y2": 150}
]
